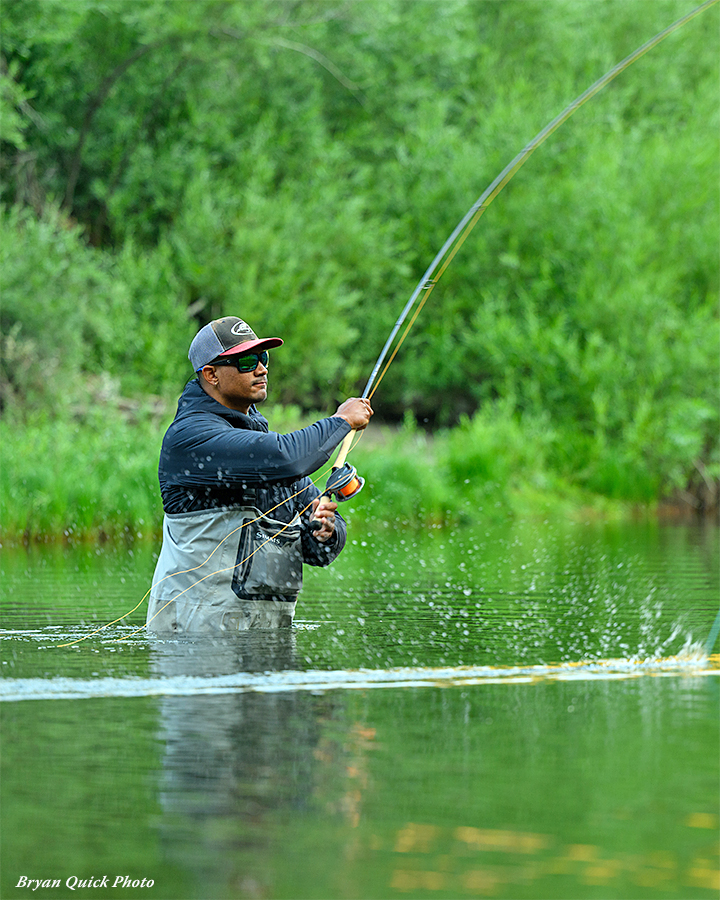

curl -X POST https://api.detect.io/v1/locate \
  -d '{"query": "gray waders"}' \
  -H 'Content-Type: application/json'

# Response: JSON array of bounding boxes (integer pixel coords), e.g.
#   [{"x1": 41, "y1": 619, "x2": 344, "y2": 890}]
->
[{"x1": 147, "y1": 506, "x2": 303, "y2": 632}]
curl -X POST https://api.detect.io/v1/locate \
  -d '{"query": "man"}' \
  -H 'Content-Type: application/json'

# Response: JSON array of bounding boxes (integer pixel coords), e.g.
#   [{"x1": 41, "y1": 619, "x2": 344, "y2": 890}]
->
[{"x1": 146, "y1": 316, "x2": 373, "y2": 632}]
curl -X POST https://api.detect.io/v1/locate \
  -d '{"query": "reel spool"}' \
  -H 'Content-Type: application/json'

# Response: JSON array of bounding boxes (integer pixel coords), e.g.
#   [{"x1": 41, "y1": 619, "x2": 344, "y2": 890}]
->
[
  {"x1": 324, "y1": 463, "x2": 365, "y2": 501},
  {"x1": 310, "y1": 463, "x2": 365, "y2": 531}
]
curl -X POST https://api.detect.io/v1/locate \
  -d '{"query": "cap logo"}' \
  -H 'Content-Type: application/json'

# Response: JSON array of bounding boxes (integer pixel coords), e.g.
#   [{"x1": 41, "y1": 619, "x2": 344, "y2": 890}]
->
[{"x1": 231, "y1": 322, "x2": 250, "y2": 335}]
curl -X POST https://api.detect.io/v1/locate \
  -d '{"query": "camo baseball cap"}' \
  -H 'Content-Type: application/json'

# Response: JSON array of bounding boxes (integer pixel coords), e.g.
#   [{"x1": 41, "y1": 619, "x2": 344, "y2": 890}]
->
[{"x1": 188, "y1": 317, "x2": 283, "y2": 371}]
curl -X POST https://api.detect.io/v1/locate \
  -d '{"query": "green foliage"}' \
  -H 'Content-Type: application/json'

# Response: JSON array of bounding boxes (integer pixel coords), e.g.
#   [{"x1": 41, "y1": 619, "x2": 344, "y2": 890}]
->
[
  {"x1": 0, "y1": 57, "x2": 32, "y2": 150},
  {"x1": 351, "y1": 416, "x2": 448, "y2": 527},
  {"x1": 0, "y1": 204, "x2": 125, "y2": 408},
  {"x1": 0, "y1": 204, "x2": 196, "y2": 406},
  {"x1": 442, "y1": 401, "x2": 554, "y2": 509},
  {"x1": 0, "y1": 406, "x2": 169, "y2": 541},
  {"x1": 165, "y1": 171, "x2": 409, "y2": 406},
  {"x1": 0, "y1": 402, "x2": 622, "y2": 543},
  {"x1": 0, "y1": 0, "x2": 717, "y2": 518}
]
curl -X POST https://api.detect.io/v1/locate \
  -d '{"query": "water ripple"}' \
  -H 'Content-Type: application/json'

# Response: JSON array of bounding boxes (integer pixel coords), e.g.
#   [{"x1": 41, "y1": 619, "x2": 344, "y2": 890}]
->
[{"x1": 1, "y1": 654, "x2": 717, "y2": 701}]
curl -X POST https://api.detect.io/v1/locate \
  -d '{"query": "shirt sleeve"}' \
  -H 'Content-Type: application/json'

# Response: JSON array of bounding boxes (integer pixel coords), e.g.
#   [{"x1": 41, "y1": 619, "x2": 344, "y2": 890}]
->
[{"x1": 161, "y1": 414, "x2": 352, "y2": 488}]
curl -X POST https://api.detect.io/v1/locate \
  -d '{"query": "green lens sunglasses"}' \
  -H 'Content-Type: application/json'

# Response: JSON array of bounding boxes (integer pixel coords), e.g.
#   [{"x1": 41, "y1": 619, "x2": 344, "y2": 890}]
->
[{"x1": 209, "y1": 351, "x2": 269, "y2": 373}]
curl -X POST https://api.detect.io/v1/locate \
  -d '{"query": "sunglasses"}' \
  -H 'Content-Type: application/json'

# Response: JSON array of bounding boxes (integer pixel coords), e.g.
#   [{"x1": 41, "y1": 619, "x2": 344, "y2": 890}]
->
[{"x1": 209, "y1": 351, "x2": 269, "y2": 373}]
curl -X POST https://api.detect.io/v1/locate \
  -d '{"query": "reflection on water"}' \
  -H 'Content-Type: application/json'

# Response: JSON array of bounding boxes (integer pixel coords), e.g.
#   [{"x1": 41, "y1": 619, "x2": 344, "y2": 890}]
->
[
  {"x1": 151, "y1": 634, "x2": 335, "y2": 892},
  {"x1": 1, "y1": 520, "x2": 718, "y2": 899},
  {"x1": 389, "y1": 817, "x2": 719, "y2": 896},
  {"x1": 373, "y1": 674, "x2": 719, "y2": 899},
  {"x1": 2, "y1": 519, "x2": 718, "y2": 673}
]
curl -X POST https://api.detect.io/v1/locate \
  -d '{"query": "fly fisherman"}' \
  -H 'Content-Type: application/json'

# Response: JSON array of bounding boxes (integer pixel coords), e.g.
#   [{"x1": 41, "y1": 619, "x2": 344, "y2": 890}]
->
[{"x1": 146, "y1": 316, "x2": 373, "y2": 632}]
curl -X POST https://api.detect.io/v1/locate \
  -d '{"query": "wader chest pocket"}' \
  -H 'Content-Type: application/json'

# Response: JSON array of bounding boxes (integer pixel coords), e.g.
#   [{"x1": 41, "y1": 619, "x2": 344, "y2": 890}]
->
[{"x1": 231, "y1": 514, "x2": 303, "y2": 598}]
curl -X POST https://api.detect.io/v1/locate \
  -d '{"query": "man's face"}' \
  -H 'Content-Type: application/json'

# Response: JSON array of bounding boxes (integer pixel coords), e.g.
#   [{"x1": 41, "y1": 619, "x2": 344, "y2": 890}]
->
[{"x1": 202, "y1": 352, "x2": 269, "y2": 413}]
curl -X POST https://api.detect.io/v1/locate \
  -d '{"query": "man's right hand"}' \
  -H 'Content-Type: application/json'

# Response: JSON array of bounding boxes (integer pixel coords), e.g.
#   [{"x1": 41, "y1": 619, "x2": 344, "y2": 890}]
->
[{"x1": 335, "y1": 397, "x2": 373, "y2": 430}]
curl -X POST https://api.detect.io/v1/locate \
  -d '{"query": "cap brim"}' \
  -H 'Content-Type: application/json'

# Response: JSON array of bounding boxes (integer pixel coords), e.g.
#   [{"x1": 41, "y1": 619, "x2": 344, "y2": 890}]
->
[{"x1": 219, "y1": 337, "x2": 284, "y2": 356}]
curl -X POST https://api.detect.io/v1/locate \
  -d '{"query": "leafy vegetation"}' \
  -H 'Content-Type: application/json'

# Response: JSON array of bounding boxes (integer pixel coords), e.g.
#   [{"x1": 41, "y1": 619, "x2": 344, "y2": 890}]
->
[
  {"x1": 1, "y1": 0, "x2": 718, "y2": 539},
  {"x1": 0, "y1": 403, "x2": 627, "y2": 543}
]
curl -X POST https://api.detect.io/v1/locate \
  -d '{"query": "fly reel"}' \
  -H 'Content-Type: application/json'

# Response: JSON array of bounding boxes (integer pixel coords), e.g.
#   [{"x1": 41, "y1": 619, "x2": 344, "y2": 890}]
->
[{"x1": 310, "y1": 463, "x2": 365, "y2": 530}]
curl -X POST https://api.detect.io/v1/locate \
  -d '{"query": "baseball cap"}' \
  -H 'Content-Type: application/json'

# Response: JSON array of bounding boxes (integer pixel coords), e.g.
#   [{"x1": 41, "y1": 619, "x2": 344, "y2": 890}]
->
[{"x1": 188, "y1": 317, "x2": 283, "y2": 371}]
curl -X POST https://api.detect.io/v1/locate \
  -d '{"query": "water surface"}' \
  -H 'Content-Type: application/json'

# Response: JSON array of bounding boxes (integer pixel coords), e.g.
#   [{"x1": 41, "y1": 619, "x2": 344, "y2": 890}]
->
[{"x1": 1, "y1": 518, "x2": 718, "y2": 899}]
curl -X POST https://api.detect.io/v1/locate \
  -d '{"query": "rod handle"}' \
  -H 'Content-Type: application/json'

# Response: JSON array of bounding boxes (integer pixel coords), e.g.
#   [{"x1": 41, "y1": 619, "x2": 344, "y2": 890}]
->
[
  {"x1": 309, "y1": 431, "x2": 353, "y2": 531},
  {"x1": 334, "y1": 430, "x2": 354, "y2": 470},
  {"x1": 309, "y1": 489, "x2": 333, "y2": 531}
]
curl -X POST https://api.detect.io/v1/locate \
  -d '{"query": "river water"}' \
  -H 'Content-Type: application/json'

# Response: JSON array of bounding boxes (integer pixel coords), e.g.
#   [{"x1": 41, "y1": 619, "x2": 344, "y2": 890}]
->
[{"x1": 1, "y1": 518, "x2": 718, "y2": 899}]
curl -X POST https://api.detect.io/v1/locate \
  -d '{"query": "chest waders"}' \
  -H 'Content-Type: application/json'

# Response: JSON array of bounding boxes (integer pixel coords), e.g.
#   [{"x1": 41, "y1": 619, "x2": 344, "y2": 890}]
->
[{"x1": 146, "y1": 506, "x2": 303, "y2": 632}]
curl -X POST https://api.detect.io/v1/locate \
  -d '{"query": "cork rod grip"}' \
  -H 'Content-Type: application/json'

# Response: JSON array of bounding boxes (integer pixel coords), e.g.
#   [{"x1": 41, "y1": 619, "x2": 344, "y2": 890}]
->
[{"x1": 333, "y1": 430, "x2": 354, "y2": 471}]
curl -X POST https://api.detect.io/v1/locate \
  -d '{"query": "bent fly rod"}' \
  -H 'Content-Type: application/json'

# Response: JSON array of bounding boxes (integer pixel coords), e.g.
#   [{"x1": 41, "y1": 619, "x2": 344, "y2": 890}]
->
[{"x1": 318, "y1": 0, "x2": 718, "y2": 506}]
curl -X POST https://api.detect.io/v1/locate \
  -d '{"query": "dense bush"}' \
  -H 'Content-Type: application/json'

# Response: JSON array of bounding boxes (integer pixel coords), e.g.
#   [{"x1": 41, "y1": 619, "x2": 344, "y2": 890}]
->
[
  {"x1": 0, "y1": 205, "x2": 196, "y2": 405},
  {"x1": 1, "y1": 0, "x2": 717, "y2": 524}
]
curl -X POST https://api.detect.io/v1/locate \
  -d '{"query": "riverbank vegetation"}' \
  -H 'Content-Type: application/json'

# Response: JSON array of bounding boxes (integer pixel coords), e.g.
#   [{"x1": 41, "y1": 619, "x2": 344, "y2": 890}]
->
[
  {"x1": 0, "y1": 397, "x2": 703, "y2": 544},
  {"x1": 1, "y1": 0, "x2": 718, "y2": 542}
]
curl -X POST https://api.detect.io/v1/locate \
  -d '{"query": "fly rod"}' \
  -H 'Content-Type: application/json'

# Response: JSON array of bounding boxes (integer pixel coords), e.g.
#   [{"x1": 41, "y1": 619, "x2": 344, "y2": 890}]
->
[
  {"x1": 317, "y1": 0, "x2": 720, "y2": 517},
  {"x1": 361, "y1": 0, "x2": 717, "y2": 402}
]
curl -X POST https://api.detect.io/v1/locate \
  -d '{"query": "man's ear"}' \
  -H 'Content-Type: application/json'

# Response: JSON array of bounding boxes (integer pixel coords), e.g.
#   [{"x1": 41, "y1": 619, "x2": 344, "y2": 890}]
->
[{"x1": 200, "y1": 365, "x2": 218, "y2": 387}]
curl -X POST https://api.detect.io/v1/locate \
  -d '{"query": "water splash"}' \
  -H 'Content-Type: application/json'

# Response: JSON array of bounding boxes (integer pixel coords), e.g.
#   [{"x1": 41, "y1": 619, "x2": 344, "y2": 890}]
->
[{"x1": 1, "y1": 653, "x2": 717, "y2": 702}]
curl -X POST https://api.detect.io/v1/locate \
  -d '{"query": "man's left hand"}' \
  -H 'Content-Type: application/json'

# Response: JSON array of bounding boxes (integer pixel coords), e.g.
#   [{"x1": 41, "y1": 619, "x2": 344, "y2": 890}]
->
[{"x1": 310, "y1": 497, "x2": 337, "y2": 542}]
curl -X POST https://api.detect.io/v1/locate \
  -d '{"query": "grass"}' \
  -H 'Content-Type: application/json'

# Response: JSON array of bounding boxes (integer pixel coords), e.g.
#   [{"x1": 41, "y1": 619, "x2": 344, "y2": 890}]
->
[
  {"x1": 1, "y1": 399, "x2": 640, "y2": 545},
  {"x1": 1, "y1": 405, "x2": 167, "y2": 543}
]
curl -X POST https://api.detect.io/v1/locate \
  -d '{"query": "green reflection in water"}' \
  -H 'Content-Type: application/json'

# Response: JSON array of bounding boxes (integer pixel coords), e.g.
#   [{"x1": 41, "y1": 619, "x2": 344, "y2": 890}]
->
[
  {"x1": 299, "y1": 519, "x2": 719, "y2": 669},
  {"x1": 2, "y1": 673, "x2": 716, "y2": 899},
  {"x1": 0, "y1": 520, "x2": 718, "y2": 899}
]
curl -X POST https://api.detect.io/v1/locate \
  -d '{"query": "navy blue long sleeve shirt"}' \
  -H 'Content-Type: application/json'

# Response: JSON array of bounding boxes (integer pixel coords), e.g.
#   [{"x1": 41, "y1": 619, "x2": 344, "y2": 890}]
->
[{"x1": 158, "y1": 379, "x2": 352, "y2": 564}]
